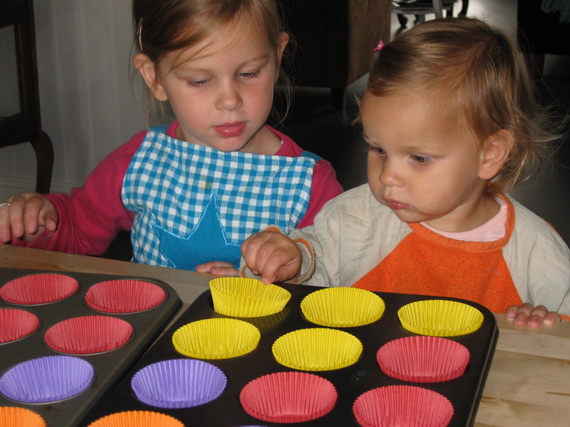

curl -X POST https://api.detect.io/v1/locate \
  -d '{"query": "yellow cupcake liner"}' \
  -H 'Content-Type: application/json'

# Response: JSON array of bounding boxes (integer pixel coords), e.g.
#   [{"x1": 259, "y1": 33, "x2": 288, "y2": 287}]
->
[
  {"x1": 209, "y1": 277, "x2": 291, "y2": 318},
  {"x1": 398, "y1": 300, "x2": 484, "y2": 337},
  {"x1": 172, "y1": 318, "x2": 261, "y2": 359},
  {"x1": 301, "y1": 287, "x2": 385, "y2": 327},
  {"x1": 0, "y1": 407, "x2": 46, "y2": 427},
  {"x1": 87, "y1": 410, "x2": 184, "y2": 427},
  {"x1": 272, "y1": 328, "x2": 363, "y2": 371}
]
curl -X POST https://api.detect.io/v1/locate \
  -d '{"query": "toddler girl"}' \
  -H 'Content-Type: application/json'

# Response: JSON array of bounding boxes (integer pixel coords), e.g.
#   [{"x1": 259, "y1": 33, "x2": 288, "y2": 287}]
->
[
  {"x1": 240, "y1": 18, "x2": 570, "y2": 328},
  {"x1": 0, "y1": 0, "x2": 343, "y2": 273}
]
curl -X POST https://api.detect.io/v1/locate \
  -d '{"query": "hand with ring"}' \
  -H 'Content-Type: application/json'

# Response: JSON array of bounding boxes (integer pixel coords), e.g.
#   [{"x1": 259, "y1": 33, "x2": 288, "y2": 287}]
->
[{"x1": 0, "y1": 193, "x2": 59, "y2": 243}]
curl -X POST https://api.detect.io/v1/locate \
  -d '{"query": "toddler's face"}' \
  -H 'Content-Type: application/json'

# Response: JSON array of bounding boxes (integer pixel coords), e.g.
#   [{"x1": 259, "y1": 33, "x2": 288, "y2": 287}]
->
[
  {"x1": 142, "y1": 16, "x2": 287, "y2": 154},
  {"x1": 361, "y1": 90, "x2": 490, "y2": 232}
]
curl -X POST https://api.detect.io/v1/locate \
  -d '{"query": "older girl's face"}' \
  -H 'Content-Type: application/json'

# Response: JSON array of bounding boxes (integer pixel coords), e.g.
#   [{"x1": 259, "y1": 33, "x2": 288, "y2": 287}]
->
[
  {"x1": 361, "y1": 89, "x2": 499, "y2": 232},
  {"x1": 136, "y1": 16, "x2": 288, "y2": 154}
]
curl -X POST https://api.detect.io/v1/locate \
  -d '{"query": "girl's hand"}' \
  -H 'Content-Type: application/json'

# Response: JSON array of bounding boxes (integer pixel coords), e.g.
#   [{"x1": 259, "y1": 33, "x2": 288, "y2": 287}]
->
[
  {"x1": 0, "y1": 193, "x2": 58, "y2": 243},
  {"x1": 195, "y1": 262, "x2": 239, "y2": 277},
  {"x1": 240, "y1": 230, "x2": 302, "y2": 284},
  {"x1": 505, "y1": 303, "x2": 561, "y2": 328}
]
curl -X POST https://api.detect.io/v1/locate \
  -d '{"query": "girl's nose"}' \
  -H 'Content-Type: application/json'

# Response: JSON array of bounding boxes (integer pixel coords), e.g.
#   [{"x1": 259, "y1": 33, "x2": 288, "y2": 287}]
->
[
  {"x1": 216, "y1": 81, "x2": 242, "y2": 111},
  {"x1": 379, "y1": 159, "x2": 401, "y2": 187}
]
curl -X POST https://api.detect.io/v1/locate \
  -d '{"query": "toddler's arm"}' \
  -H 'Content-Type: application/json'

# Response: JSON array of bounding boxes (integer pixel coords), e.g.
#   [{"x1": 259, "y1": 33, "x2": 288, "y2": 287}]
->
[
  {"x1": 0, "y1": 193, "x2": 58, "y2": 243},
  {"x1": 240, "y1": 230, "x2": 304, "y2": 284},
  {"x1": 505, "y1": 303, "x2": 561, "y2": 328}
]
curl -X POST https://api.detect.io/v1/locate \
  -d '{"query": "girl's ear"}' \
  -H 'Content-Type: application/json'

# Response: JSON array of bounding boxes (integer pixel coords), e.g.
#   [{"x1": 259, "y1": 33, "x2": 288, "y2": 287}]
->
[
  {"x1": 133, "y1": 53, "x2": 168, "y2": 101},
  {"x1": 479, "y1": 129, "x2": 515, "y2": 180}
]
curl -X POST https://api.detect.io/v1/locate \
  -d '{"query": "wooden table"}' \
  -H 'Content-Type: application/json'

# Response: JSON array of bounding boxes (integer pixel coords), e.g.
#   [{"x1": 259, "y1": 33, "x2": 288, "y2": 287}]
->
[{"x1": 1, "y1": 244, "x2": 569, "y2": 426}]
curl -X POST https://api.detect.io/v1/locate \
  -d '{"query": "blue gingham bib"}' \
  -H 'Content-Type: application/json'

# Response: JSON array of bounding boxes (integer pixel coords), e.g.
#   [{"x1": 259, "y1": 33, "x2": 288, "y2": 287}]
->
[{"x1": 122, "y1": 128, "x2": 315, "y2": 270}]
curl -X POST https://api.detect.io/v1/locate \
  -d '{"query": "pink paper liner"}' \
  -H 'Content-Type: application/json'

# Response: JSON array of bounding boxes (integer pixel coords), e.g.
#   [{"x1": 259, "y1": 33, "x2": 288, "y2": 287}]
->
[
  {"x1": 240, "y1": 371, "x2": 337, "y2": 423},
  {"x1": 84, "y1": 280, "x2": 166, "y2": 313},
  {"x1": 376, "y1": 336, "x2": 470, "y2": 383},
  {"x1": 0, "y1": 407, "x2": 46, "y2": 427},
  {"x1": 0, "y1": 355, "x2": 94, "y2": 403},
  {"x1": 44, "y1": 315, "x2": 133, "y2": 355},
  {"x1": 0, "y1": 308, "x2": 40, "y2": 343},
  {"x1": 86, "y1": 410, "x2": 184, "y2": 427},
  {"x1": 131, "y1": 359, "x2": 227, "y2": 409},
  {"x1": 0, "y1": 273, "x2": 79, "y2": 305},
  {"x1": 353, "y1": 385, "x2": 454, "y2": 427}
]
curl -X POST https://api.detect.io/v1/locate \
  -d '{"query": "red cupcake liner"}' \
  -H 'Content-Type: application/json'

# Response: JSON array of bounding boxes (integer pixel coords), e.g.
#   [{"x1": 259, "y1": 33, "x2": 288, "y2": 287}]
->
[
  {"x1": 0, "y1": 308, "x2": 40, "y2": 343},
  {"x1": 44, "y1": 315, "x2": 133, "y2": 355},
  {"x1": 0, "y1": 273, "x2": 79, "y2": 305},
  {"x1": 240, "y1": 371, "x2": 337, "y2": 423},
  {"x1": 84, "y1": 280, "x2": 166, "y2": 313}
]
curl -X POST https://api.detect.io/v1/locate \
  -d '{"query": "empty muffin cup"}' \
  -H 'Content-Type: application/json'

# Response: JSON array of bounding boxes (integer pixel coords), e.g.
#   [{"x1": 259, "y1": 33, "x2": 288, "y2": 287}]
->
[
  {"x1": 209, "y1": 277, "x2": 291, "y2": 317},
  {"x1": 353, "y1": 385, "x2": 454, "y2": 427},
  {"x1": 0, "y1": 355, "x2": 94, "y2": 403},
  {"x1": 272, "y1": 328, "x2": 363, "y2": 371},
  {"x1": 376, "y1": 336, "x2": 470, "y2": 382},
  {"x1": 131, "y1": 359, "x2": 227, "y2": 409},
  {"x1": 44, "y1": 315, "x2": 133, "y2": 355},
  {"x1": 240, "y1": 371, "x2": 337, "y2": 423},
  {"x1": 301, "y1": 287, "x2": 385, "y2": 327},
  {"x1": 0, "y1": 308, "x2": 40, "y2": 343},
  {"x1": 172, "y1": 318, "x2": 261, "y2": 359},
  {"x1": 87, "y1": 410, "x2": 184, "y2": 427},
  {"x1": 0, "y1": 407, "x2": 46, "y2": 427},
  {"x1": 398, "y1": 299, "x2": 484, "y2": 336},
  {"x1": 0, "y1": 273, "x2": 79, "y2": 305},
  {"x1": 84, "y1": 279, "x2": 166, "y2": 313}
]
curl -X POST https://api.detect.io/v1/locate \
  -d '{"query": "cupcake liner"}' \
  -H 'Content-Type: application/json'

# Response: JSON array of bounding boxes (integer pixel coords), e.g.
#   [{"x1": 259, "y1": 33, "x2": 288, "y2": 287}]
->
[
  {"x1": 353, "y1": 385, "x2": 454, "y2": 427},
  {"x1": 87, "y1": 410, "x2": 184, "y2": 427},
  {"x1": 44, "y1": 315, "x2": 133, "y2": 355},
  {"x1": 240, "y1": 371, "x2": 337, "y2": 423},
  {"x1": 209, "y1": 277, "x2": 291, "y2": 318},
  {"x1": 398, "y1": 300, "x2": 484, "y2": 337},
  {"x1": 301, "y1": 287, "x2": 385, "y2": 327},
  {"x1": 377, "y1": 336, "x2": 470, "y2": 382},
  {"x1": 0, "y1": 355, "x2": 94, "y2": 403},
  {"x1": 172, "y1": 318, "x2": 260, "y2": 359},
  {"x1": 0, "y1": 407, "x2": 46, "y2": 427},
  {"x1": 272, "y1": 328, "x2": 363, "y2": 371},
  {"x1": 0, "y1": 308, "x2": 40, "y2": 343},
  {"x1": 84, "y1": 280, "x2": 166, "y2": 313},
  {"x1": 131, "y1": 359, "x2": 227, "y2": 409},
  {"x1": 0, "y1": 273, "x2": 79, "y2": 305}
]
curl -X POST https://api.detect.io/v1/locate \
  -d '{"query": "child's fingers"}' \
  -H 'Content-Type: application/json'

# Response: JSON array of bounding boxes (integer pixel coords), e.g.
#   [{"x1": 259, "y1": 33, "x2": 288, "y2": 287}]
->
[{"x1": 0, "y1": 202, "x2": 12, "y2": 242}]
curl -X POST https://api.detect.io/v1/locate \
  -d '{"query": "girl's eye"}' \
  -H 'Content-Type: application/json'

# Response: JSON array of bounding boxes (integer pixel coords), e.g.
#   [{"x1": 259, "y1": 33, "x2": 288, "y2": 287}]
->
[
  {"x1": 368, "y1": 146, "x2": 386, "y2": 156},
  {"x1": 187, "y1": 79, "x2": 208, "y2": 87},
  {"x1": 411, "y1": 154, "x2": 432, "y2": 164},
  {"x1": 238, "y1": 70, "x2": 261, "y2": 79}
]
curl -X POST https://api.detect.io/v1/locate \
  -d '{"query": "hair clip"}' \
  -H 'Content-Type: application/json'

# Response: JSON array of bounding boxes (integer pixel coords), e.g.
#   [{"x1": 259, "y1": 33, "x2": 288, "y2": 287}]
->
[
  {"x1": 374, "y1": 40, "x2": 385, "y2": 52},
  {"x1": 137, "y1": 19, "x2": 143, "y2": 52}
]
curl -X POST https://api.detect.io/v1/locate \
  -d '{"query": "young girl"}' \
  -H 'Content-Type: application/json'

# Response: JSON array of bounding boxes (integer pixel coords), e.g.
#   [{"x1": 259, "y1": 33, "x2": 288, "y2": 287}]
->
[
  {"x1": 240, "y1": 18, "x2": 570, "y2": 328},
  {"x1": 0, "y1": 0, "x2": 343, "y2": 272}
]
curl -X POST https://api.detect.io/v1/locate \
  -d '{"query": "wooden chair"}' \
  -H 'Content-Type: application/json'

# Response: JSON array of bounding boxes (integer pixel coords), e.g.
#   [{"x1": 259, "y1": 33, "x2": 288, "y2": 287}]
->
[
  {"x1": 393, "y1": 0, "x2": 461, "y2": 28},
  {"x1": 0, "y1": 0, "x2": 53, "y2": 194}
]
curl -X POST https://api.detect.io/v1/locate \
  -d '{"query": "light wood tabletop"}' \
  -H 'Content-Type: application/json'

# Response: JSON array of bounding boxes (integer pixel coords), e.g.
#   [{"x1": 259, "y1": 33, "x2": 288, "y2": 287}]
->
[{"x1": 1, "y1": 244, "x2": 569, "y2": 426}]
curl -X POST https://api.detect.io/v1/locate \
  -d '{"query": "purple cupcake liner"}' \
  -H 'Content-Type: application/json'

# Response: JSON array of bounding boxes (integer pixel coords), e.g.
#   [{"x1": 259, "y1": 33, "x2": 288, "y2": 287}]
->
[
  {"x1": 0, "y1": 355, "x2": 94, "y2": 403},
  {"x1": 131, "y1": 359, "x2": 227, "y2": 409}
]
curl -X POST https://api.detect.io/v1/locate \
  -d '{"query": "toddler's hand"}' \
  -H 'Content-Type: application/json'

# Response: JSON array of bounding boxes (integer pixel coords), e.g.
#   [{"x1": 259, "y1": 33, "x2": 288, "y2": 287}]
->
[
  {"x1": 241, "y1": 230, "x2": 302, "y2": 284},
  {"x1": 505, "y1": 303, "x2": 561, "y2": 328},
  {"x1": 0, "y1": 192, "x2": 58, "y2": 243},
  {"x1": 195, "y1": 261, "x2": 239, "y2": 277}
]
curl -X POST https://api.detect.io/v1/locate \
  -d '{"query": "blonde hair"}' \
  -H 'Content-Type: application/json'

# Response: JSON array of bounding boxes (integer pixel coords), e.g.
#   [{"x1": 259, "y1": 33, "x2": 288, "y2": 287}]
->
[
  {"x1": 132, "y1": 0, "x2": 292, "y2": 125},
  {"x1": 367, "y1": 17, "x2": 559, "y2": 196}
]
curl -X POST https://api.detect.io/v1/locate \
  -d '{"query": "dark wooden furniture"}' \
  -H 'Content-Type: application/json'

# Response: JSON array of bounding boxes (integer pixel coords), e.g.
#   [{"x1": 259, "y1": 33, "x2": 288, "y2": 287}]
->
[{"x1": 0, "y1": 0, "x2": 53, "y2": 194}]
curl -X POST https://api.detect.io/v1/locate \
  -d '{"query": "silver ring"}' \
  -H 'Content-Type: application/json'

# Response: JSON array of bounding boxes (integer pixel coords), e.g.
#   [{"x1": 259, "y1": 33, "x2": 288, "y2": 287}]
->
[{"x1": 0, "y1": 203, "x2": 11, "y2": 208}]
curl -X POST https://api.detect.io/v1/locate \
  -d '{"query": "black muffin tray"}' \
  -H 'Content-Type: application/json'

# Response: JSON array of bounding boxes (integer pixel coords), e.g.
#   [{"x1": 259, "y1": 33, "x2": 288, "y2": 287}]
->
[
  {"x1": 81, "y1": 283, "x2": 498, "y2": 427},
  {"x1": 0, "y1": 267, "x2": 182, "y2": 427}
]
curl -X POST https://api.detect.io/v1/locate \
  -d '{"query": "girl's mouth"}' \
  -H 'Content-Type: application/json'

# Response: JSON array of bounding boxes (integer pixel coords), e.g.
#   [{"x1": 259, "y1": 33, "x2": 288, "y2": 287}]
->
[
  {"x1": 214, "y1": 122, "x2": 246, "y2": 138},
  {"x1": 385, "y1": 199, "x2": 409, "y2": 210}
]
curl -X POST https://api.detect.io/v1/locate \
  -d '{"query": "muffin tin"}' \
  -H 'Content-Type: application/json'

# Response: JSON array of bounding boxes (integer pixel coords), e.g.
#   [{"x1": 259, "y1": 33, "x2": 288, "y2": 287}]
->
[
  {"x1": 0, "y1": 267, "x2": 181, "y2": 427},
  {"x1": 82, "y1": 281, "x2": 498, "y2": 426}
]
